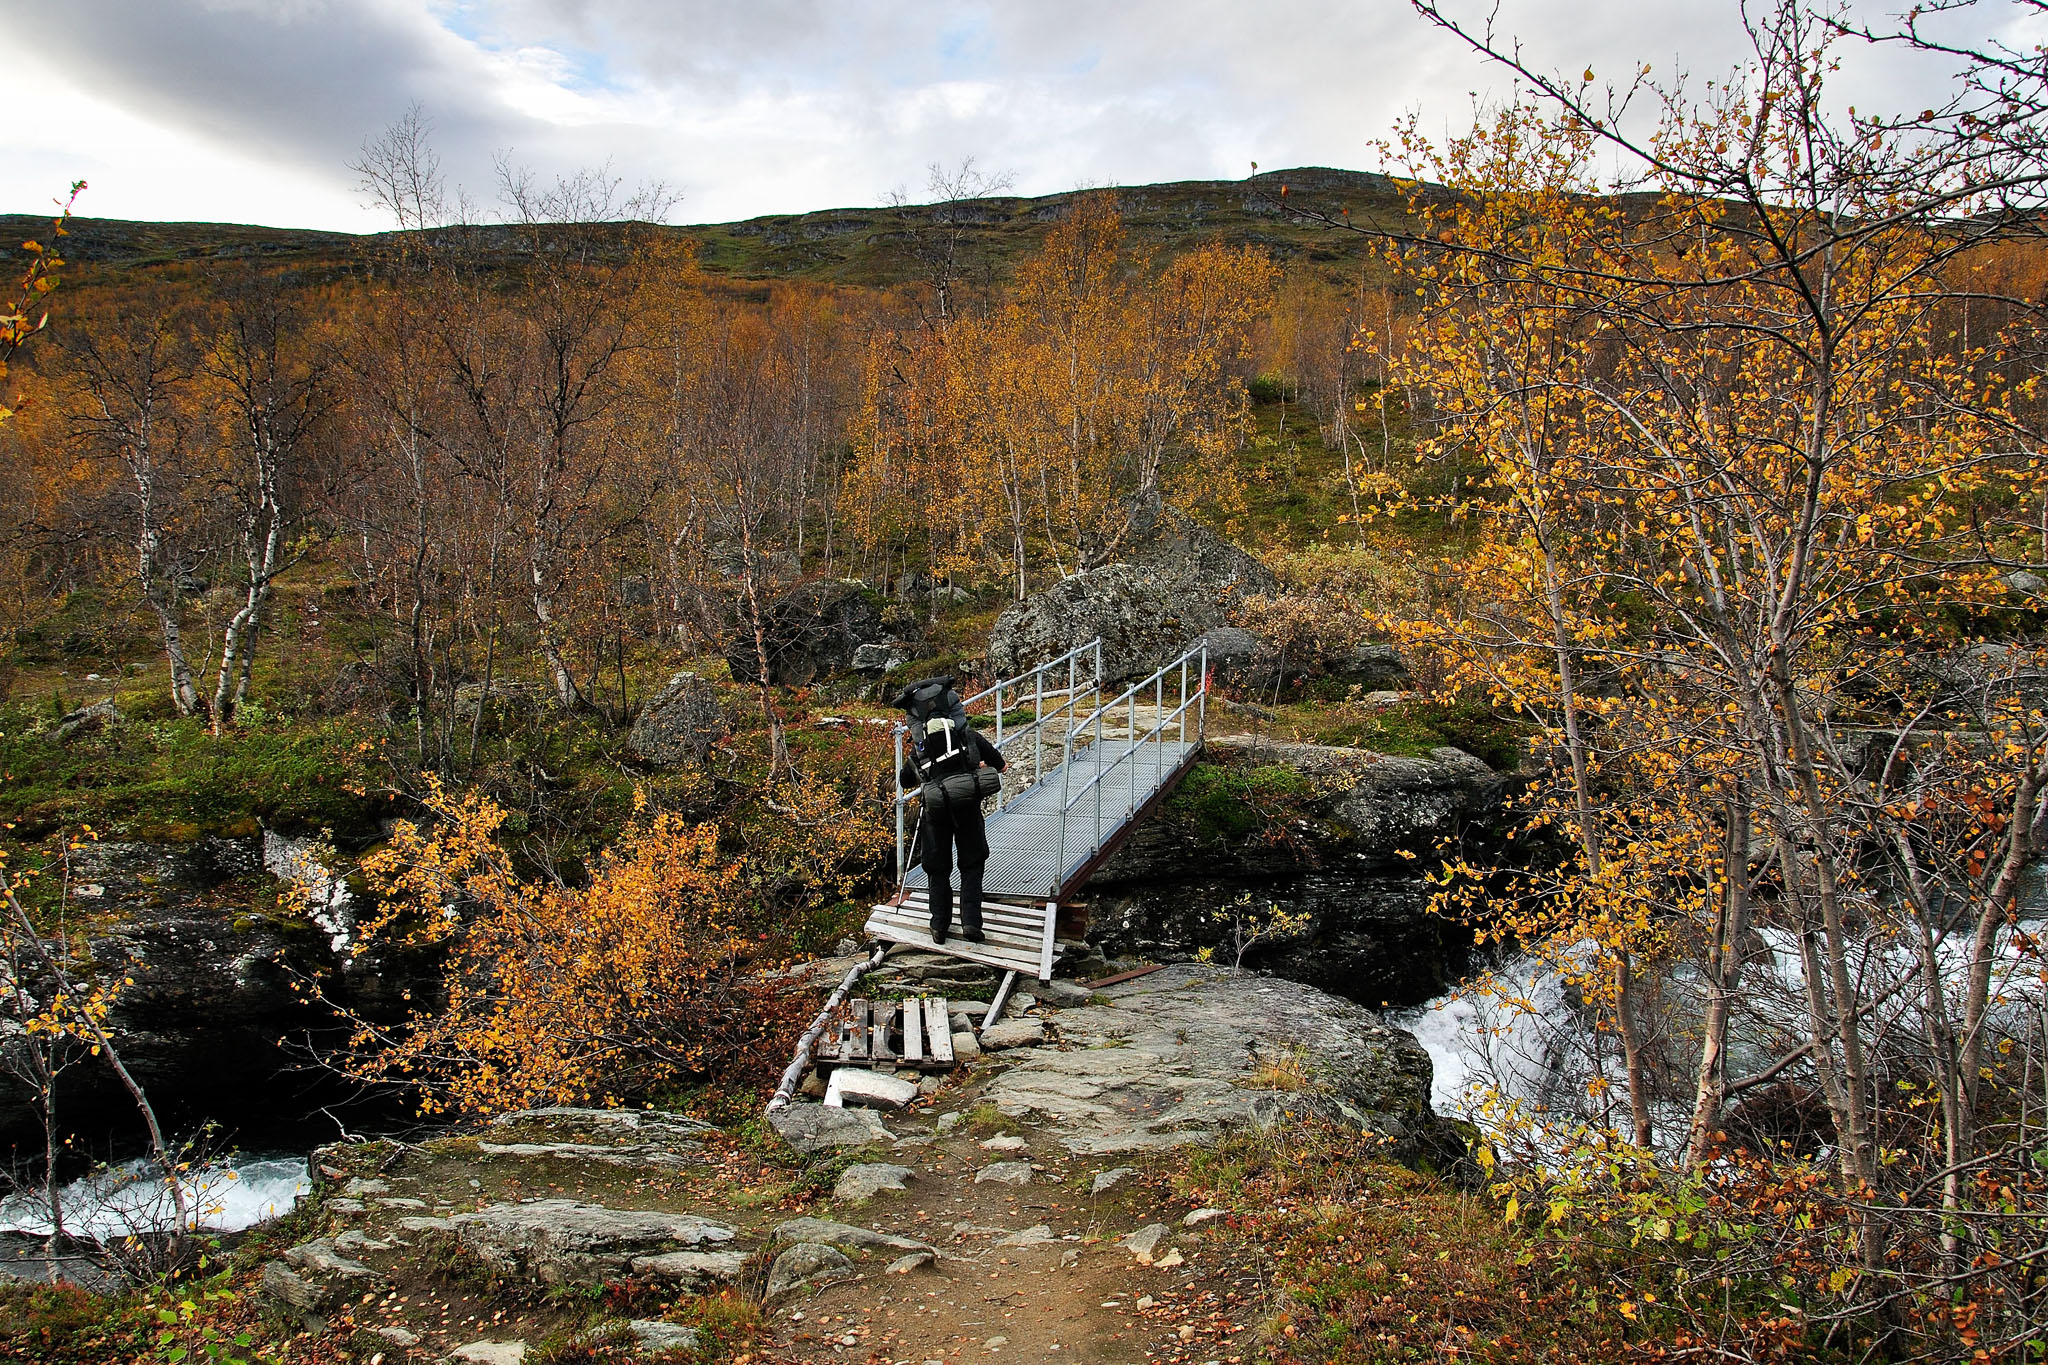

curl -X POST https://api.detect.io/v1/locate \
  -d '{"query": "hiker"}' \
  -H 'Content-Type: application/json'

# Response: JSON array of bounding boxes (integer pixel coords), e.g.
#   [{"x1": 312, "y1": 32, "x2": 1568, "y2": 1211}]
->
[{"x1": 893, "y1": 676, "x2": 1007, "y2": 945}]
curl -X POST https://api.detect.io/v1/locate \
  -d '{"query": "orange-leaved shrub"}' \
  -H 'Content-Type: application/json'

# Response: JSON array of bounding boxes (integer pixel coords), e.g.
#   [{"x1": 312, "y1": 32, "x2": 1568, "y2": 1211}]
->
[{"x1": 342, "y1": 781, "x2": 808, "y2": 1114}]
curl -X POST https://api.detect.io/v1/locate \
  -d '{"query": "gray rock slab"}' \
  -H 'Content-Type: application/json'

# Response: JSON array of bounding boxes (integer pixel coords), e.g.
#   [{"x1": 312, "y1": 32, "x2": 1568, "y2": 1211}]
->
[
  {"x1": 450, "y1": 1200, "x2": 733, "y2": 1286},
  {"x1": 257, "y1": 1261, "x2": 326, "y2": 1314},
  {"x1": 1122, "y1": 1224, "x2": 1170, "y2": 1260},
  {"x1": 626, "y1": 671, "x2": 726, "y2": 767},
  {"x1": 980, "y1": 1018, "x2": 1047, "y2": 1050},
  {"x1": 1091, "y1": 1167, "x2": 1136, "y2": 1195},
  {"x1": 766, "y1": 1242, "x2": 856, "y2": 1299},
  {"x1": 769, "y1": 1102, "x2": 894, "y2": 1152},
  {"x1": 627, "y1": 1320, "x2": 701, "y2": 1353},
  {"x1": 974, "y1": 1162, "x2": 1033, "y2": 1186},
  {"x1": 979, "y1": 964, "x2": 1458, "y2": 1164},
  {"x1": 833, "y1": 1162, "x2": 915, "y2": 1201},
  {"x1": 996, "y1": 1224, "x2": 1054, "y2": 1247},
  {"x1": 951, "y1": 1030, "x2": 982, "y2": 1060},
  {"x1": 771, "y1": 1217, "x2": 933, "y2": 1255},
  {"x1": 452, "y1": 1342, "x2": 527, "y2": 1365},
  {"x1": 827, "y1": 1068, "x2": 921, "y2": 1109},
  {"x1": 475, "y1": 1141, "x2": 695, "y2": 1168},
  {"x1": 978, "y1": 1134, "x2": 1027, "y2": 1151},
  {"x1": 885, "y1": 1250, "x2": 936, "y2": 1275},
  {"x1": 629, "y1": 1249, "x2": 751, "y2": 1285},
  {"x1": 280, "y1": 1238, "x2": 375, "y2": 1280}
]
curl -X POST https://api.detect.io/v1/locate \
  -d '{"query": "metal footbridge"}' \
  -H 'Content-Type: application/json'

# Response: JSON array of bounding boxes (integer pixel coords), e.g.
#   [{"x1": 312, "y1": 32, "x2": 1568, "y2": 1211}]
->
[{"x1": 863, "y1": 637, "x2": 1209, "y2": 983}]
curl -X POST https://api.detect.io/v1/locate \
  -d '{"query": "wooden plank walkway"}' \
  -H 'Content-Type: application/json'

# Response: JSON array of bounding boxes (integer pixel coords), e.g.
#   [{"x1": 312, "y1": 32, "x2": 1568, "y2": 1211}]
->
[{"x1": 814, "y1": 994, "x2": 955, "y2": 1070}]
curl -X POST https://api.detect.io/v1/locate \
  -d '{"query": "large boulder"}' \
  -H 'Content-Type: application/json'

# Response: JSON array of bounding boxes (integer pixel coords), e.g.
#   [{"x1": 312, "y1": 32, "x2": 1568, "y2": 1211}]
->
[
  {"x1": 990, "y1": 501, "x2": 1280, "y2": 683},
  {"x1": 726, "y1": 579, "x2": 887, "y2": 686},
  {"x1": 981, "y1": 963, "x2": 1469, "y2": 1172},
  {"x1": 989, "y1": 564, "x2": 1232, "y2": 683},
  {"x1": 627, "y1": 672, "x2": 726, "y2": 767}
]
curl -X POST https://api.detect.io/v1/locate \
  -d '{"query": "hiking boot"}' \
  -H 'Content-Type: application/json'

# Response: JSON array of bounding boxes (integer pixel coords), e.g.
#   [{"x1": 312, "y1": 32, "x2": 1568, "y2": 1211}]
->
[
  {"x1": 931, "y1": 921, "x2": 949, "y2": 945},
  {"x1": 961, "y1": 924, "x2": 985, "y2": 944}
]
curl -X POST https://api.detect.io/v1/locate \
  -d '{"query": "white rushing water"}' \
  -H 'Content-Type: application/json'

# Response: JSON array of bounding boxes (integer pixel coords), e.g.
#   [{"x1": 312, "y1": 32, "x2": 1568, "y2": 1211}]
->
[
  {"x1": 1394, "y1": 911, "x2": 2048, "y2": 1161},
  {"x1": 0, "y1": 1156, "x2": 309, "y2": 1240}
]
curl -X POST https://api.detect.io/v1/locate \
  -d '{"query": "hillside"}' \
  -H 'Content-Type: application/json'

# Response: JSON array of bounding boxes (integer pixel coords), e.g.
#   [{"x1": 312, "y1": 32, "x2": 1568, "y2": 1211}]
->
[{"x1": 0, "y1": 166, "x2": 1400, "y2": 288}]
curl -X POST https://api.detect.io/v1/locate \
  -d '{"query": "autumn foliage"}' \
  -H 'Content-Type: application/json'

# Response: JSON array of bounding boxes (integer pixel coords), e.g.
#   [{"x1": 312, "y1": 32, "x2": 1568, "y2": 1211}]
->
[{"x1": 341, "y1": 783, "x2": 812, "y2": 1114}]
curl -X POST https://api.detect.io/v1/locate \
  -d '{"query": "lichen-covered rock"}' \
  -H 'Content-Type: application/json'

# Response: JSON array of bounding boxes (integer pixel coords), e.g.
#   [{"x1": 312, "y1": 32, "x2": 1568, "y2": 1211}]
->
[
  {"x1": 770, "y1": 1217, "x2": 933, "y2": 1254},
  {"x1": 832, "y1": 1162, "x2": 915, "y2": 1201},
  {"x1": 980, "y1": 964, "x2": 1468, "y2": 1172},
  {"x1": 626, "y1": 672, "x2": 726, "y2": 767},
  {"x1": 768, "y1": 1102, "x2": 893, "y2": 1152},
  {"x1": 629, "y1": 1249, "x2": 751, "y2": 1285},
  {"x1": 988, "y1": 564, "x2": 1235, "y2": 684},
  {"x1": 988, "y1": 495, "x2": 1278, "y2": 683},
  {"x1": 765, "y1": 1241, "x2": 856, "y2": 1299},
  {"x1": 627, "y1": 1320, "x2": 700, "y2": 1353},
  {"x1": 448, "y1": 1200, "x2": 735, "y2": 1286},
  {"x1": 726, "y1": 579, "x2": 886, "y2": 685}
]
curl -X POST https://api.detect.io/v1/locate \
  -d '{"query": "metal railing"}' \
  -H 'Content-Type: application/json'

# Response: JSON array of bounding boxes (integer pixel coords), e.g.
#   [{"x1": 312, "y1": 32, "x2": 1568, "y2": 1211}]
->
[
  {"x1": 1050, "y1": 642, "x2": 1209, "y2": 891},
  {"x1": 892, "y1": 639, "x2": 1105, "y2": 880}
]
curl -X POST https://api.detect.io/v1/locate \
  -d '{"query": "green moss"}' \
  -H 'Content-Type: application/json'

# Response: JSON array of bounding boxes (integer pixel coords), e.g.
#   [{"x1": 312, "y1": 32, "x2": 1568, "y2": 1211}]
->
[{"x1": 1167, "y1": 762, "x2": 1313, "y2": 846}]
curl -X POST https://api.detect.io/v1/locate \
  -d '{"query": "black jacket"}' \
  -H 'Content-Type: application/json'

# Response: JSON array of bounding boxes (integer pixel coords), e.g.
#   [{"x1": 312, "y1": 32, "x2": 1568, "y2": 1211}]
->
[{"x1": 900, "y1": 726, "x2": 1006, "y2": 790}]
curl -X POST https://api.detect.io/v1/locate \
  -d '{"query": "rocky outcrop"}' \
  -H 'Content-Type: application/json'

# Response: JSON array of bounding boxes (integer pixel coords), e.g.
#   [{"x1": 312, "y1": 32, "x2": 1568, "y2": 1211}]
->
[
  {"x1": 1089, "y1": 739, "x2": 1515, "y2": 1008},
  {"x1": 988, "y1": 500, "x2": 1280, "y2": 683},
  {"x1": 768, "y1": 1103, "x2": 894, "y2": 1152},
  {"x1": 726, "y1": 579, "x2": 888, "y2": 685},
  {"x1": 450, "y1": 1200, "x2": 736, "y2": 1286},
  {"x1": 981, "y1": 964, "x2": 1467, "y2": 1170},
  {"x1": 0, "y1": 837, "x2": 432, "y2": 1159},
  {"x1": 626, "y1": 671, "x2": 727, "y2": 767}
]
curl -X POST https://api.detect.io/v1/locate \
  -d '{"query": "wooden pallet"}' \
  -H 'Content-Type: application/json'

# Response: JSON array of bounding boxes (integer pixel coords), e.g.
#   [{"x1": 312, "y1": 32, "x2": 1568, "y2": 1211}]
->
[
  {"x1": 814, "y1": 995, "x2": 957, "y2": 1070},
  {"x1": 863, "y1": 892, "x2": 1059, "y2": 981}
]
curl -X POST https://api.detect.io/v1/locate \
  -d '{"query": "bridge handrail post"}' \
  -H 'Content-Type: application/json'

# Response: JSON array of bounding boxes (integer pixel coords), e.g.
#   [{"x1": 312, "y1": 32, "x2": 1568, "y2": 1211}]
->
[
  {"x1": 1034, "y1": 664, "x2": 1044, "y2": 791},
  {"x1": 894, "y1": 724, "x2": 906, "y2": 881},
  {"x1": 1155, "y1": 669, "x2": 1164, "y2": 799},
  {"x1": 1179, "y1": 655, "x2": 1188, "y2": 746}
]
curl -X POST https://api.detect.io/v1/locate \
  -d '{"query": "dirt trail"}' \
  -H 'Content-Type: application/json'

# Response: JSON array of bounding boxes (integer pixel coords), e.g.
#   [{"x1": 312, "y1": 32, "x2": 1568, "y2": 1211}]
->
[{"x1": 753, "y1": 1120, "x2": 1268, "y2": 1365}]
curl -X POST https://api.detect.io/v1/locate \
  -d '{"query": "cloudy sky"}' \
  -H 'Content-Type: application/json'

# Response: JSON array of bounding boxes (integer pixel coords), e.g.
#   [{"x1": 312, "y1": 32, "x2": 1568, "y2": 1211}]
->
[{"x1": 8, "y1": 0, "x2": 2036, "y2": 232}]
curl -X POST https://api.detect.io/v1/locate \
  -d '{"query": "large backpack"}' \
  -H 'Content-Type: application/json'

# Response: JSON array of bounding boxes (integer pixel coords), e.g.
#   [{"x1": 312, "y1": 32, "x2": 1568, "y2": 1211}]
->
[{"x1": 894, "y1": 675, "x2": 972, "y2": 778}]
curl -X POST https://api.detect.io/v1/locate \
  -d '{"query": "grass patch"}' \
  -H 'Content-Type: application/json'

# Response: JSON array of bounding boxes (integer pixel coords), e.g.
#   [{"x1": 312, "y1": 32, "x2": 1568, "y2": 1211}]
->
[{"x1": 1179, "y1": 1122, "x2": 1632, "y2": 1364}]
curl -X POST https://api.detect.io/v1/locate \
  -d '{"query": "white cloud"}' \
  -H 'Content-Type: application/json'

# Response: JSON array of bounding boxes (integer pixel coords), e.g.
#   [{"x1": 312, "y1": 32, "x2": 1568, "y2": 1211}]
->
[{"x1": 3, "y1": 0, "x2": 2027, "y2": 232}]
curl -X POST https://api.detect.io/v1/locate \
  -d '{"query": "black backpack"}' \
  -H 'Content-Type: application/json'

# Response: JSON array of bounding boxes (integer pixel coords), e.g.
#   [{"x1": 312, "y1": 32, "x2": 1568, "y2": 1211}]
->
[{"x1": 893, "y1": 675, "x2": 971, "y2": 776}]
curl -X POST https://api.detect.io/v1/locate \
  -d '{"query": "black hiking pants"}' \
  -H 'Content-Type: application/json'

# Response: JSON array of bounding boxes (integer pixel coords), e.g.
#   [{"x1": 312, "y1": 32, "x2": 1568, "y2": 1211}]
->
[{"x1": 923, "y1": 796, "x2": 989, "y2": 938}]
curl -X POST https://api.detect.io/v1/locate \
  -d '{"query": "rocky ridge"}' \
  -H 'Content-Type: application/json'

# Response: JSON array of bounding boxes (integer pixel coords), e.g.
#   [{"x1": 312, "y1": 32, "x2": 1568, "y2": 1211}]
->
[{"x1": 250, "y1": 953, "x2": 1464, "y2": 1361}]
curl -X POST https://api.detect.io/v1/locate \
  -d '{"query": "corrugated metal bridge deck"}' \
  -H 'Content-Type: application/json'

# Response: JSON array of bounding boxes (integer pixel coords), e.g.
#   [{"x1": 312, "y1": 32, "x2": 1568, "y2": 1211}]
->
[{"x1": 865, "y1": 735, "x2": 1202, "y2": 980}]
